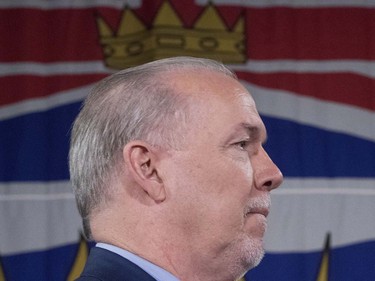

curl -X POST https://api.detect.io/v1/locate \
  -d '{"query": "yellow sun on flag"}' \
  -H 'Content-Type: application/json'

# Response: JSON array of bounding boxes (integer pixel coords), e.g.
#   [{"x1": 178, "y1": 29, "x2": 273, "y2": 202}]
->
[
  {"x1": 0, "y1": 257, "x2": 6, "y2": 281},
  {"x1": 316, "y1": 233, "x2": 331, "y2": 281},
  {"x1": 67, "y1": 235, "x2": 89, "y2": 281}
]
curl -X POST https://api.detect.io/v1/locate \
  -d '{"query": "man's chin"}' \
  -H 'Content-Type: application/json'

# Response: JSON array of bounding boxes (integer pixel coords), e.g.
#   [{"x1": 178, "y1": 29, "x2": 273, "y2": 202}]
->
[
  {"x1": 227, "y1": 234, "x2": 265, "y2": 279},
  {"x1": 248, "y1": 249, "x2": 265, "y2": 269},
  {"x1": 241, "y1": 235, "x2": 265, "y2": 270},
  {"x1": 216, "y1": 235, "x2": 265, "y2": 281}
]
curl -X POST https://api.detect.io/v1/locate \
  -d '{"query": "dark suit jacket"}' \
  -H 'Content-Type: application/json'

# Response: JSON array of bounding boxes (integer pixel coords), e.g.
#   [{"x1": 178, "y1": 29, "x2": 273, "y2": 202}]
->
[{"x1": 76, "y1": 247, "x2": 157, "y2": 281}]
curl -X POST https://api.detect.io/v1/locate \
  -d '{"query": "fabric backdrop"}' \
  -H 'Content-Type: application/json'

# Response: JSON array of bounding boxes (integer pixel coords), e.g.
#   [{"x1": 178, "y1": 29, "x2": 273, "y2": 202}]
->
[{"x1": 0, "y1": 0, "x2": 374, "y2": 280}]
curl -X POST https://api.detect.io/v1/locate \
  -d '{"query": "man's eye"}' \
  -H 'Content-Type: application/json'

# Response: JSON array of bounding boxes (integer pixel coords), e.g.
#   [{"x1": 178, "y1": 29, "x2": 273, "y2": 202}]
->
[{"x1": 236, "y1": 141, "x2": 249, "y2": 150}]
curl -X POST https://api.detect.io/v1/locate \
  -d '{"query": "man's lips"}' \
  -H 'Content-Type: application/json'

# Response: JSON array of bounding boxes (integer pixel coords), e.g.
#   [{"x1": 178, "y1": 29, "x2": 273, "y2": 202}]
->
[
  {"x1": 245, "y1": 208, "x2": 269, "y2": 218},
  {"x1": 246, "y1": 209, "x2": 269, "y2": 217}
]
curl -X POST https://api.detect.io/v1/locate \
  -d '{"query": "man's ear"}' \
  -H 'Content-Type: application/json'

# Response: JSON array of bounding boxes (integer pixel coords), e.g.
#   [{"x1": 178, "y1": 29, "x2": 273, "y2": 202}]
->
[{"x1": 123, "y1": 141, "x2": 166, "y2": 203}]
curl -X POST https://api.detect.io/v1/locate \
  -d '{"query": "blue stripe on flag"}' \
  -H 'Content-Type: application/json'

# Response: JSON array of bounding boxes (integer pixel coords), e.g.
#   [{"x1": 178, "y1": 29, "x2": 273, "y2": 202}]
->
[
  {"x1": 263, "y1": 116, "x2": 375, "y2": 177},
  {"x1": 0, "y1": 104, "x2": 373, "y2": 181},
  {"x1": 1, "y1": 243, "x2": 80, "y2": 281},
  {"x1": 0, "y1": 102, "x2": 81, "y2": 181},
  {"x1": 246, "y1": 240, "x2": 375, "y2": 281}
]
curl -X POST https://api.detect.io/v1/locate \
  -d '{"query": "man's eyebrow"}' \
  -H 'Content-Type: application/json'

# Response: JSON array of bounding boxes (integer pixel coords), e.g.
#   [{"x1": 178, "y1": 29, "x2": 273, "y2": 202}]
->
[{"x1": 238, "y1": 123, "x2": 268, "y2": 143}]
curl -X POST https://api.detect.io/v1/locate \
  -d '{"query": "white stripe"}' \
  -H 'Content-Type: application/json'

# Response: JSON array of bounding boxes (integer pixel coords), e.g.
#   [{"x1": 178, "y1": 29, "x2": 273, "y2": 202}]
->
[
  {"x1": 0, "y1": 178, "x2": 374, "y2": 255},
  {"x1": 230, "y1": 59, "x2": 375, "y2": 79},
  {"x1": 0, "y1": 83, "x2": 94, "y2": 120},
  {"x1": 0, "y1": 0, "x2": 141, "y2": 9},
  {"x1": 1, "y1": 0, "x2": 374, "y2": 8},
  {"x1": 266, "y1": 191, "x2": 375, "y2": 252},
  {"x1": 276, "y1": 187, "x2": 375, "y2": 195},
  {"x1": 8, "y1": 186, "x2": 373, "y2": 199},
  {"x1": 278, "y1": 178, "x2": 375, "y2": 195},
  {"x1": 0, "y1": 200, "x2": 82, "y2": 255},
  {"x1": 242, "y1": 81, "x2": 375, "y2": 142},
  {"x1": 0, "y1": 181, "x2": 82, "y2": 255},
  {"x1": 0, "y1": 61, "x2": 111, "y2": 76},
  {"x1": 1, "y1": 178, "x2": 373, "y2": 194},
  {"x1": 196, "y1": 0, "x2": 375, "y2": 7},
  {"x1": 0, "y1": 180, "x2": 76, "y2": 201},
  {"x1": 0, "y1": 193, "x2": 74, "y2": 201},
  {"x1": 0, "y1": 180, "x2": 72, "y2": 191}
]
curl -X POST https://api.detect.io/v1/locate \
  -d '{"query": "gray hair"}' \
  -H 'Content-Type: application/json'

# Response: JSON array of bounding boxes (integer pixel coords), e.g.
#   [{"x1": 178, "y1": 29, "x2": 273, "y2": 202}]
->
[{"x1": 69, "y1": 56, "x2": 236, "y2": 239}]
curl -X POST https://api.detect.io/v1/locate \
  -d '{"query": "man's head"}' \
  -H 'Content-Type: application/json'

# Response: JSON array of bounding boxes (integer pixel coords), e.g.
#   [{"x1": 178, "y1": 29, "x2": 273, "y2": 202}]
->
[
  {"x1": 69, "y1": 57, "x2": 235, "y2": 238},
  {"x1": 69, "y1": 56, "x2": 283, "y2": 280}
]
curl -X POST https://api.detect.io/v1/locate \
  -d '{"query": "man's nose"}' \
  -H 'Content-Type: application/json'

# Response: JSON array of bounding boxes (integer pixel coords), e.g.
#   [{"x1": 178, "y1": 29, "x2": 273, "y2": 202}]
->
[{"x1": 253, "y1": 148, "x2": 283, "y2": 192}]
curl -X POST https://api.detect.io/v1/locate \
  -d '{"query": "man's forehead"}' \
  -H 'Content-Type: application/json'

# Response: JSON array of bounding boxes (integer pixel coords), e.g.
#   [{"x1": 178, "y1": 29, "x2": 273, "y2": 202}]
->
[
  {"x1": 165, "y1": 67, "x2": 263, "y2": 123},
  {"x1": 166, "y1": 68, "x2": 239, "y2": 92},
  {"x1": 236, "y1": 91, "x2": 257, "y2": 108},
  {"x1": 171, "y1": 71, "x2": 255, "y2": 106}
]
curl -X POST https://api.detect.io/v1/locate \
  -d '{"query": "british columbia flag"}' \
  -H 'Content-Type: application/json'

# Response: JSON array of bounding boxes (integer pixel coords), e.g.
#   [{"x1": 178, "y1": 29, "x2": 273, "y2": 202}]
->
[{"x1": 0, "y1": 0, "x2": 374, "y2": 280}]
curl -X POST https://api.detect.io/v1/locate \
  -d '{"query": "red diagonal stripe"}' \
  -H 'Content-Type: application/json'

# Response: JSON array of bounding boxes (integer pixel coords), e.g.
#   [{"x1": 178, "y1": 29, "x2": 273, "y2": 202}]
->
[
  {"x1": 0, "y1": 8, "x2": 113, "y2": 62},
  {"x1": 246, "y1": 8, "x2": 375, "y2": 60},
  {"x1": 0, "y1": 74, "x2": 107, "y2": 106}
]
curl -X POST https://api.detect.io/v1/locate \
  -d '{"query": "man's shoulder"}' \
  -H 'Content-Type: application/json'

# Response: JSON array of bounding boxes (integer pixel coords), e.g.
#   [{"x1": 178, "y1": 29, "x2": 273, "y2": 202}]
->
[{"x1": 77, "y1": 247, "x2": 156, "y2": 281}]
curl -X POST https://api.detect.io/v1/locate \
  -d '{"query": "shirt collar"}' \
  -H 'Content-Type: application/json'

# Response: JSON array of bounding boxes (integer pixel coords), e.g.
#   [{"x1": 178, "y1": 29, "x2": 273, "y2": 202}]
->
[{"x1": 96, "y1": 243, "x2": 180, "y2": 281}]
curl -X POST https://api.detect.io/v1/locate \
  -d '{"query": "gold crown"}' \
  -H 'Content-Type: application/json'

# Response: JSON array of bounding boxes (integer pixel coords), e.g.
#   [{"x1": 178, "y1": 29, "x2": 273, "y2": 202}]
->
[{"x1": 96, "y1": 1, "x2": 245, "y2": 69}]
